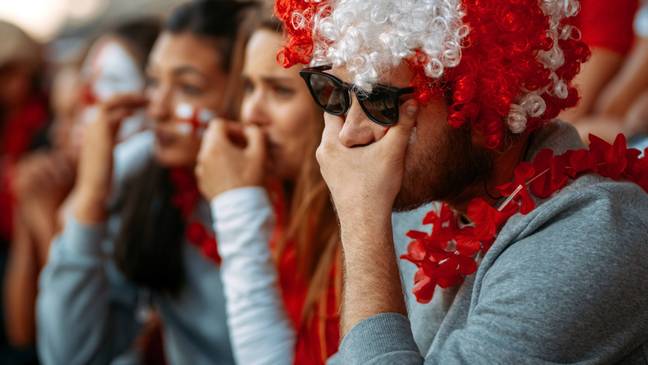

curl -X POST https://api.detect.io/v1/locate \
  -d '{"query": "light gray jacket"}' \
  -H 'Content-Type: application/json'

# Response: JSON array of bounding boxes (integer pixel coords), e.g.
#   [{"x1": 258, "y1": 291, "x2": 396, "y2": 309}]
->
[{"x1": 36, "y1": 133, "x2": 234, "y2": 365}]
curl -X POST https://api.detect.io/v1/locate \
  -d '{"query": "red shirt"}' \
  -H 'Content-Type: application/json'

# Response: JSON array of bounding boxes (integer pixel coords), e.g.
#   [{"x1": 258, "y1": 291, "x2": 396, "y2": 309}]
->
[
  {"x1": 575, "y1": 0, "x2": 639, "y2": 55},
  {"x1": 277, "y1": 244, "x2": 340, "y2": 365},
  {"x1": 269, "y1": 185, "x2": 341, "y2": 365}
]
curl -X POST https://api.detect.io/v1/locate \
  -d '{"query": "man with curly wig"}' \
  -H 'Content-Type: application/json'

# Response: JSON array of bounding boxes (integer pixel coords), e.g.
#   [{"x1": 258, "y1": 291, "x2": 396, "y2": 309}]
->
[{"x1": 273, "y1": 0, "x2": 648, "y2": 363}]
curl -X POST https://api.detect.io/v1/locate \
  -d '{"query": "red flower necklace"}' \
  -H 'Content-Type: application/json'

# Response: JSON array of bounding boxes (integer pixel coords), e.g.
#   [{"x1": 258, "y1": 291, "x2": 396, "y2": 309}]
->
[
  {"x1": 401, "y1": 134, "x2": 648, "y2": 303},
  {"x1": 169, "y1": 168, "x2": 221, "y2": 264}
]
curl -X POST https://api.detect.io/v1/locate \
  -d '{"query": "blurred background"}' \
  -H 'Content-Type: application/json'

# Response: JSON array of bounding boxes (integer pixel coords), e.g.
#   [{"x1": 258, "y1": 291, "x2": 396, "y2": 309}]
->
[
  {"x1": 0, "y1": 0, "x2": 187, "y2": 66},
  {"x1": 0, "y1": 0, "x2": 647, "y2": 364}
]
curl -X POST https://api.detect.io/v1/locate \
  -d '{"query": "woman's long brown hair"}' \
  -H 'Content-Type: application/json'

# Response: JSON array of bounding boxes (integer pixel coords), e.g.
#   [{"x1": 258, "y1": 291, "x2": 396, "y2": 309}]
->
[{"x1": 255, "y1": 17, "x2": 341, "y2": 337}]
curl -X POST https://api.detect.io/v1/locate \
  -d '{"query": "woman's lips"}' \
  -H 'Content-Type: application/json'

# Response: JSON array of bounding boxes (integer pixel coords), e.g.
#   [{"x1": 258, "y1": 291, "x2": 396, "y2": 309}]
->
[{"x1": 155, "y1": 128, "x2": 178, "y2": 147}]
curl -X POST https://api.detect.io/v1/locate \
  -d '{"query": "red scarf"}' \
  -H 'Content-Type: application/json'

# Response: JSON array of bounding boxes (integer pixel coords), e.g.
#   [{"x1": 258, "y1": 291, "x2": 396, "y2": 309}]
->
[
  {"x1": 169, "y1": 168, "x2": 220, "y2": 264},
  {"x1": 169, "y1": 171, "x2": 340, "y2": 363},
  {"x1": 268, "y1": 183, "x2": 341, "y2": 365}
]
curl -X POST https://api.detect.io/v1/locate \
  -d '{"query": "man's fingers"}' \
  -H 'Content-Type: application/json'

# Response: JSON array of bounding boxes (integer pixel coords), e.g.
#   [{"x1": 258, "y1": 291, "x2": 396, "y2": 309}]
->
[
  {"x1": 322, "y1": 113, "x2": 344, "y2": 146},
  {"x1": 383, "y1": 100, "x2": 418, "y2": 147}
]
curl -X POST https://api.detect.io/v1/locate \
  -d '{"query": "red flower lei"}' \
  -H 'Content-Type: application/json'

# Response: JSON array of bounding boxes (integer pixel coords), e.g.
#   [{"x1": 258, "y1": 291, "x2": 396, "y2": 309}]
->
[
  {"x1": 401, "y1": 134, "x2": 648, "y2": 303},
  {"x1": 169, "y1": 168, "x2": 220, "y2": 264}
]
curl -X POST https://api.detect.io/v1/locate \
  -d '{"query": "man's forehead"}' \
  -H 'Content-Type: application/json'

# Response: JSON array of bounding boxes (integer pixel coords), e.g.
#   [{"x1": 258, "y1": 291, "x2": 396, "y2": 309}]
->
[{"x1": 328, "y1": 62, "x2": 412, "y2": 89}]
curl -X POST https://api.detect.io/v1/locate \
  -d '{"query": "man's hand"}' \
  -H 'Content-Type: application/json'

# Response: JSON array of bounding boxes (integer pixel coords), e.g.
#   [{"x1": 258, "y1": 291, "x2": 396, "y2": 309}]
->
[
  {"x1": 315, "y1": 100, "x2": 419, "y2": 335},
  {"x1": 196, "y1": 120, "x2": 266, "y2": 200},
  {"x1": 316, "y1": 100, "x2": 419, "y2": 225}
]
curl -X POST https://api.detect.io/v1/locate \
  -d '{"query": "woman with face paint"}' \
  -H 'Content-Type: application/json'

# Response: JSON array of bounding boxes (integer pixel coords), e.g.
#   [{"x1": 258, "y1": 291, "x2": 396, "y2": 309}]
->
[
  {"x1": 196, "y1": 17, "x2": 342, "y2": 365},
  {"x1": 77, "y1": 18, "x2": 162, "y2": 144},
  {"x1": 36, "y1": 2, "x2": 255, "y2": 364}
]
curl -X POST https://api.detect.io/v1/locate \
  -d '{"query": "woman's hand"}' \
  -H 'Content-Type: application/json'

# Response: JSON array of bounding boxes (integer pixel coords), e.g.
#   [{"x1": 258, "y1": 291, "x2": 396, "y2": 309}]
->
[
  {"x1": 74, "y1": 94, "x2": 147, "y2": 224},
  {"x1": 196, "y1": 120, "x2": 266, "y2": 201},
  {"x1": 13, "y1": 151, "x2": 76, "y2": 250},
  {"x1": 14, "y1": 151, "x2": 76, "y2": 214}
]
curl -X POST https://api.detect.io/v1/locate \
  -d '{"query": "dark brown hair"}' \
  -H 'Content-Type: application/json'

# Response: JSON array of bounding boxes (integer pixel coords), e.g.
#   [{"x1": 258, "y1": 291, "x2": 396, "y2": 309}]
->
[{"x1": 114, "y1": 0, "x2": 259, "y2": 295}]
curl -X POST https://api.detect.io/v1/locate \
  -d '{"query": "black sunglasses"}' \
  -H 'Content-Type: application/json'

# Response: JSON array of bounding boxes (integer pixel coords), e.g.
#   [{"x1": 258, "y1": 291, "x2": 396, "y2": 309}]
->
[{"x1": 299, "y1": 65, "x2": 415, "y2": 126}]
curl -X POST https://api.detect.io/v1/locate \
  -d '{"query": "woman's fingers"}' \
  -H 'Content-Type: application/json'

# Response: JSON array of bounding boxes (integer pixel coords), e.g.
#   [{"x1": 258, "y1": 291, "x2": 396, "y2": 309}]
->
[
  {"x1": 102, "y1": 93, "x2": 148, "y2": 112},
  {"x1": 243, "y1": 124, "x2": 266, "y2": 162}
]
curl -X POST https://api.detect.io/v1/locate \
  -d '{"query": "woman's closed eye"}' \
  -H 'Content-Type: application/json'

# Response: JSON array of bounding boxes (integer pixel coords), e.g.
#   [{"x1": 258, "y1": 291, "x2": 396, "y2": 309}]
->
[
  {"x1": 243, "y1": 77, "x2": 255, "y2": 95},
  {"x1": 271, "y1": 84, "x2": 296, "y2": 98},
  {"x1": 179, "y1": 82, "x2": 204, "y2": 97},
  {"x1": 267, "y1": 80, "x2": 296, "y2": 99}
]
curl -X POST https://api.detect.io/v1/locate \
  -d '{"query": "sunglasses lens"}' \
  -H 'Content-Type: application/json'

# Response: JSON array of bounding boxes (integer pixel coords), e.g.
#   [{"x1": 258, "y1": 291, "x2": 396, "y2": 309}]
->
[
  {"x1": 307, "y1": 73, "x2": 347, "y2": 114},
  {"x1": 359, "y1": 88, "x2": 398, "y2": 125}
]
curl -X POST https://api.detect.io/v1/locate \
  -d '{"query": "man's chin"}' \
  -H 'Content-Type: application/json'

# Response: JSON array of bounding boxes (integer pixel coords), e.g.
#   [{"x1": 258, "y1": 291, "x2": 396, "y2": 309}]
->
[{"x1": 392, "y1": 188, "x2": 440, "y2": 213}]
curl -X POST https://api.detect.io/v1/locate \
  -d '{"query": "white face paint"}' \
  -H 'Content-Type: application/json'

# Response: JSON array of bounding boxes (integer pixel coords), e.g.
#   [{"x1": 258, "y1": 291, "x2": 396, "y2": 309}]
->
[
  {"x1": 173, "y1": 102, "x2": 216, "y2": 136},
  {"x1": 85, "y1": 38, "x2": 144, "y2": 99},
  {"x1": 80, "y1": 37, "x2": 147, "y2": 141}
]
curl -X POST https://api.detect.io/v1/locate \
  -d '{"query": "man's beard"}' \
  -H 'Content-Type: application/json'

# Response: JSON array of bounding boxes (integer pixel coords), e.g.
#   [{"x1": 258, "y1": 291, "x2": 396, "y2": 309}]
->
[{"x1": 393, "y1": 124, "x2": 494, "y2": 212}]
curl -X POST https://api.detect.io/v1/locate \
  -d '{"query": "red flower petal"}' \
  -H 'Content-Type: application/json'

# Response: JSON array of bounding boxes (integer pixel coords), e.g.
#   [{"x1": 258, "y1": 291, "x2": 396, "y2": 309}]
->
[
  {"x1": 455, "y1": 236, "x2": 481, "y2": 257},
  {"x1": 400, "y1": 240, "x2": 427, "y2": 263},
  {"x1": 413, "y1": 269, "x2": 437, "y2": 304},
  {"x1": 187, "y1": 222, "x2": 207, "y2": 243},
  {"x1": 457, "y1": 256, "x2": 478, "y2": 276},
  {"x1": 406, "y1": 230, "x2": 429, "y2": 240}
]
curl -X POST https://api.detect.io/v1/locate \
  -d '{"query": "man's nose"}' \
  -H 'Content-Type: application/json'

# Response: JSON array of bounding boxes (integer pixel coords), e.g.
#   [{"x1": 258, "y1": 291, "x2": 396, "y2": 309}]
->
[{"x1": 338, "y1": 95, "x2": 386, "y2": 147}]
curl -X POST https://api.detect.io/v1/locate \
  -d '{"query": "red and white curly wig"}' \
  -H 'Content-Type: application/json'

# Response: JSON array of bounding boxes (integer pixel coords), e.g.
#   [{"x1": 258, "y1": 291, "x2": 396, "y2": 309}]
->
[{"x1": 275, "y1": 0, "x2": 591, "y2": 149}]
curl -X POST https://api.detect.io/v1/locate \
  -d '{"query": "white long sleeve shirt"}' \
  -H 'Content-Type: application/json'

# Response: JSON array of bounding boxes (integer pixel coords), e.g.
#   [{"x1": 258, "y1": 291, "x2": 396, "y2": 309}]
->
[{"x1": 211, "y1": 187, "x2": 296, "y2": 365}]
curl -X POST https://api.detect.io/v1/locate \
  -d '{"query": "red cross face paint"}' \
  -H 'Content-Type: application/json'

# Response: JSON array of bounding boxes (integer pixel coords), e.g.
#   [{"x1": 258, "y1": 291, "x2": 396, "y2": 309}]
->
[{"x1": 173, "y1": 102, "x2": 216, "y2": 136}]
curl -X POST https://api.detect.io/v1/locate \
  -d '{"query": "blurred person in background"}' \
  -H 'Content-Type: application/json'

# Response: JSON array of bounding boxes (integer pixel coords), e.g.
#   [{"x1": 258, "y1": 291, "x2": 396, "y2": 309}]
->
[
  {"x1": 0, "y1": 19, "x2": 49, "y2": 365},
  {"x1": 0, "y1": 20, "x2": 48, "y2": 257},
  {"x1": 2, "y1": 17, "x2": 160, "y2": 358},
  {"x1": 559, "y1": 0, "x2": 639, "y2": 124},
  {"x1": 36, "y1": 1, "x2": 254, "y2": 364},
  {"x1": 567, "y1": 0, "x2": 648, "y2": 147},
  {"x1": 196, "y1": 16, "x2": 341, "y2": 365},
  {"x1": 560, "y1": 0, "x2": 648, "y2": 148}
]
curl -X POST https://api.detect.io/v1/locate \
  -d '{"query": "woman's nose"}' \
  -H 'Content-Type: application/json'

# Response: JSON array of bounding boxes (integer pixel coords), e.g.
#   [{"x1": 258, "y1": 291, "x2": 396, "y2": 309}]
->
[
  {"x1": 147, "y1": 84, "x2": 172, "y2": 122},
  {"x1": 241, "y1": 90, "x2": 271, "y2": 128}
]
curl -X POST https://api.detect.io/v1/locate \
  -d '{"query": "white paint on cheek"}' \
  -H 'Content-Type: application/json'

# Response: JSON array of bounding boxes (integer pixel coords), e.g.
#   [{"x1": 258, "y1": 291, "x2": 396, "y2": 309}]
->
[
  {"x1": 172, "y1": 103, "x2": 218, "y2": 136},
  {"x1": 175, "y1": 103, "x2": 194, "y2": 120},
  {"x1": 174, "y1": 123, "x2": 193, "y2": 136}
]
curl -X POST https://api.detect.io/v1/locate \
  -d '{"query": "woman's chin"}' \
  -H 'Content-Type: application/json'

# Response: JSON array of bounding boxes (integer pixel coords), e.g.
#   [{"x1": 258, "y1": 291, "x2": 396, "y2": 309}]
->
[{"x1": 153, "y1": 146, "x2": 196, "y2": 168}]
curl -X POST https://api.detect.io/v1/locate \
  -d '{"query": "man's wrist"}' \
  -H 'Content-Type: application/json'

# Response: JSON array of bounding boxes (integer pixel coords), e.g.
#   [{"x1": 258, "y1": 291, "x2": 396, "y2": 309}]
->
[{"x1": 337, "y1": 203, "x2": 392, "y2": 243}]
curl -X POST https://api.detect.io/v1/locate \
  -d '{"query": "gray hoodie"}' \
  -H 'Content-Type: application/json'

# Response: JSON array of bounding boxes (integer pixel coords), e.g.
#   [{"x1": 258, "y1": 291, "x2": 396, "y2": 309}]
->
[{"x1": 336, "y1": 122, "x2": 648, "y2": 364}]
